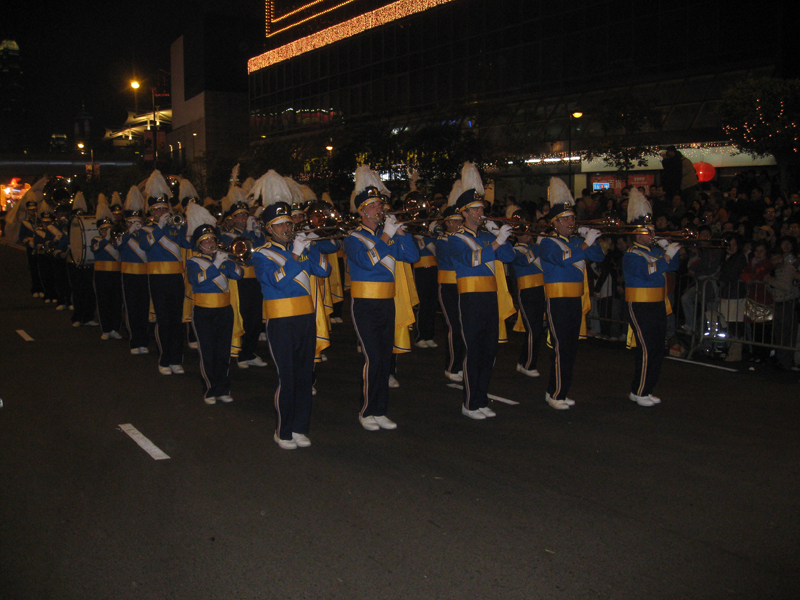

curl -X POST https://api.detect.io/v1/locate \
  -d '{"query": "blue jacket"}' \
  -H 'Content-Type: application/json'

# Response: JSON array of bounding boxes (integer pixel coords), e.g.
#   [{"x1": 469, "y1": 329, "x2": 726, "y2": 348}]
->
[
  {"x1": 344, "y1": 225, "x2": 419, "y2": 298},
  {"x1": 251, "y1": 240, "x2": 331, "y2": 317},
  {"x1": 448, "y1": 227, "x2": 514, "y2": 293}
]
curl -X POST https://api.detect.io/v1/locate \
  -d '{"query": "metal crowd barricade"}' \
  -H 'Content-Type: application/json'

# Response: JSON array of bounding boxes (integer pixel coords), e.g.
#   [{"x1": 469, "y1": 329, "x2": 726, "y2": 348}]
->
[{"x1": 690, "y1": 278, "x2": 800, "y2": 360}]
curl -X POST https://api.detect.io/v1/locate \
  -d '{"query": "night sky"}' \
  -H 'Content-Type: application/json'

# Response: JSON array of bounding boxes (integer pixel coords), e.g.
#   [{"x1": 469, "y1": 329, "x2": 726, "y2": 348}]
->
[{"x1": 4, "y1": 0, "x2": 262, "y2": 152}]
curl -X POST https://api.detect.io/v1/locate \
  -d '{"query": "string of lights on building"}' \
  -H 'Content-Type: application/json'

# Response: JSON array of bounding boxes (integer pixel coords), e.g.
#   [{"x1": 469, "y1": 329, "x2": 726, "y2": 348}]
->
[{"x1": 250, "y1": 0, "x2": 457, "y2": 73}]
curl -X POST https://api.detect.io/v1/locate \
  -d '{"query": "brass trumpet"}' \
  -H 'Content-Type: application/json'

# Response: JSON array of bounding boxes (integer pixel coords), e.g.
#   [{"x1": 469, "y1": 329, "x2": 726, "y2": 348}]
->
[
  {"x1": 217, "y1": 236, "x2": 253, "y2": 263},
  {"x1": 166, "y1": 214, "x2": 184, "y2": 227}
]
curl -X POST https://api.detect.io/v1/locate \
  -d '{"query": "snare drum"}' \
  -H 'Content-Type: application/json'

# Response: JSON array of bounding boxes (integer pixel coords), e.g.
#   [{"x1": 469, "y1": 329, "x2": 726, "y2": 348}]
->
[{"x1": 70, "y1": 216, "x2": 98, "y2": 266}]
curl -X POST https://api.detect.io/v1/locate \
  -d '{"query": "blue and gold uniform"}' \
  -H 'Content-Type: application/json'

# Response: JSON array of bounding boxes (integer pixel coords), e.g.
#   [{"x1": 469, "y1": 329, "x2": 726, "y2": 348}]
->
[
  {"x1": 412, "y1": 233, "x2": 438, "y2": 346},
  {"x1": 116, "y1": 223, "x2": 150, "y2": 352},
  {"x1": 187, "y1": 244, "x2": 243, "y2": 403},
  {"x1": 512, "y1": 239, "x2": 545, "y2": 376},
  {"x1": 539, "y1": 178, "x2": 606, "y2": 409},
  {"x1": 91, "y1": 231, "x2": 123, "y2": 336},
  {"x1": 252, "y1": 231, "x2": 331, "y2": 444},
  {"x1": 19, "y1": 200, "x2": 45, "y2": 296},
  {"x1": 345, "y1": 220, "x2": 419, "y2": 424},
  {"x1": 139, "y1": 220, "x2": 192, "y2": 371},
  {"x1": 449, "y1": 221, "x2": 515, "y2": 413},
  {"x1": 623, "y1": 241, "x2": 679, "y2": 401},
  {"x1": 540, "y1": 233, "x2": 605, "y2": 403}
]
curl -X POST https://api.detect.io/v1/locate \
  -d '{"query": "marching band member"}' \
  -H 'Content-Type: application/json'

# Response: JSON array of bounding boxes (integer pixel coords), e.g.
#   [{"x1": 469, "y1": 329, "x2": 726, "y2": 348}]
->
[
  {"x1": 436, "y1": 204, "x2": 465, "y2": 382},
  {"x1": 34, "y1": 203, "x2": 58, "y2": 304},
  {"x1": 345, "y1": 165, "x2": 419, "y2": 431},
  {"x1": 117, "y1": 186, "x2": 150, "y2": 355},
  {"x1": 16, "y1": 190, "x2": 46, "y2": 297},
  {"x1": 221, "y1": 185, "x2": 267, "y2": 369},
  {"x1": 91, "y1": 196, "x2": 123, "y2": 340},
  {"x1": 539, "y1": 178, "x2": 605, "y2": 409},
  {"x1": 623, "y1": 188, "x2": 680, "y2": 406},
  {"x1": 50, "y1": 201, "x2": 73, "y2": 312},
  {"x1": 139, "y1": 170, "x2": 192, "y2": 376},
  {"x1": 512, "y1": 229, "x2": 546, "y2": 378},
  {"x1": 185, "y1": 203, "x2": 243, "y2": 405},
  {"x1": 447, "y1": 162, "x2": 515, "y2": 420},
  {"x1": 68, "y1": 192, "x2": 98, "y2": 327},
  {"x1": 250, "y1": 171, "x2": 331, "y2": 449}
]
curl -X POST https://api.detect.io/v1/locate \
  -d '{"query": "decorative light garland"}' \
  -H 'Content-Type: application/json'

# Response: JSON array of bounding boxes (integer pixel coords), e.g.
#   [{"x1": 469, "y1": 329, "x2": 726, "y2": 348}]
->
[{"x1": 249, "y1": 0, "x2": 457, "y2": 73}]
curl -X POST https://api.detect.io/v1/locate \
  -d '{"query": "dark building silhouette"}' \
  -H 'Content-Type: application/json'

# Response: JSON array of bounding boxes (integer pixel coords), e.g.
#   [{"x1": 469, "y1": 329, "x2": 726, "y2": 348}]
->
[{"x1": 247, "y1": 0, "x2": 791, "y2": 175}]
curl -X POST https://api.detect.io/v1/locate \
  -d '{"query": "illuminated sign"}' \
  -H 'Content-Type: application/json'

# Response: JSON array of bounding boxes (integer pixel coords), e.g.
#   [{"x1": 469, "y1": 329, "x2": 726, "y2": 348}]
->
[{"x1": 250, "y1": 0, "x2": 456, "y2": 73}]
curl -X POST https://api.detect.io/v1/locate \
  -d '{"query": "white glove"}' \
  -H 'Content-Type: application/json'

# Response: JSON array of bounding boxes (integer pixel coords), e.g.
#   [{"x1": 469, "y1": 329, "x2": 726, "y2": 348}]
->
[
  {"x1": 495, "y1": 224, "x2": 513, "y2": 246},
  {"x1": 484, "y1": 220, "x2": 500, "y2": 235},
  {"x1": 305, "y1": 231, "x2": 319, "y2": 239},
  {"x1": 292, "y1": 233, "x2": 308, "y2": 256},
  {"x1": 583, "y1": 229, "x2": 601, "y2": 247},
  {"x1": 397, "y1": 223, "x2": 407, "y2": 235},
  {"x1": 246, "y1": 216, "x2": 256, "y2": 232},
  {"x1": 656, "y1": 238, "x2": 670, "y2": 250},
  {"x1": 158, "y1": 213, "x2": 169, "y2": 229},
  {"x1": 213, "y1": 252, "x2": 226, "y2": 268},
  {"x1": 128, "y1": 222, "x2": 141, "y2": 233},
  {"x1": 383, "y1": 215, "x2": 401, "y2": 238},
  {"x1": 665, "y1": 242, "x2": 681, "y2": 258},
  {"x1": 535, "y1": 235, "x2": 546, "y2": 245},
  {"x1": 577, "y1": 226, "x2": 591, "y2": 238}
]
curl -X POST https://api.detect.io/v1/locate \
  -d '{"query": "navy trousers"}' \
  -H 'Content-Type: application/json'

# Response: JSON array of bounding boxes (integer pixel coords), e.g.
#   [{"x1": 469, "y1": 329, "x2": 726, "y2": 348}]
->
[
  {"x1": 414, "y1": 265, "x2": 438, "y2": 342},
  {"x1": 351, "y1": 297, "x2": 394, "y2": 418},
  {"x1": 122, "y1": 272, "x2": 150, "y2": 349},
  {"x1": 94, "y1": 270, "x2": 122, "y2": 333},
  {"x1": 627, "y1": 301, "x2": 667, "y2": 396},
  {"x1": 459, "y1": 291, "x2": 498, "y2": 410},
  {"x1": 545, "y1": 296, "x2": 582, "y2": 400},
  {"x1": 149, "y1": 273, "x2": 185, "y2": 367},
  {"x1": 438, "y1": 282, "x2": 465, "y2": 375},
  {"x1": 192, "y1": 304, "x2": 234, "y2": 400},
  {"x1": 266, "y1": 312, "x2": 315, "y2": 440},
  {"x1": 518, "y1": 286, "x2": 546, "y2": 370},
  {"x1": 236, "y1": 277, "x2": 263, "y2": 361}
]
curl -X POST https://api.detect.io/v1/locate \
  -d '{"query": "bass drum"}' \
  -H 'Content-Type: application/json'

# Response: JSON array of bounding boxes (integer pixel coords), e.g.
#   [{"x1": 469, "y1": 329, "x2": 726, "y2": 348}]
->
[{"x1": 70, "y1": 215, "x2": 98, "y2": 266}]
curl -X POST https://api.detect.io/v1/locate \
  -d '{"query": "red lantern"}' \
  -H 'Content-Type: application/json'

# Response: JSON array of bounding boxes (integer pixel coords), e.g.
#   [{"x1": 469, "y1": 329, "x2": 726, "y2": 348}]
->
[{"x1": 694, "y1": 162, "x2": 716, "y2": 182}]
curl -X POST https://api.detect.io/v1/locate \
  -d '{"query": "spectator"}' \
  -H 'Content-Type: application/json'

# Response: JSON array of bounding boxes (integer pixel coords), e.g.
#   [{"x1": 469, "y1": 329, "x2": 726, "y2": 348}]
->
[
  {"x1": 766, "y1": 249, "x2": 800, "y2": 370},
  {"x1": 718, "y1": 234, "x2": 748, "y2": 361},
  {"x1": 680, "y1": 226, "x2": 723, "y2": 333},
  {"x1": 740, "y1": 242, "x2": 774, "y2": 364}
]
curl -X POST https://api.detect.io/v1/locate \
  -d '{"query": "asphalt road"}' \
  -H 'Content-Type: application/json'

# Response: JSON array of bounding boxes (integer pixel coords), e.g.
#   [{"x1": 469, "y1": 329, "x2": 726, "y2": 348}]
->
[{"x1": 1, "y1": 240, "x2": 799, "y2": 600}]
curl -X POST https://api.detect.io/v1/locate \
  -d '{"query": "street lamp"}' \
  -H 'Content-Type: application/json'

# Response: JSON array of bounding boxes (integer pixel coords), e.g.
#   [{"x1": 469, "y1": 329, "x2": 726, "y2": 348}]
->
[
  {"x1": 130, "y1": 80, "x2": 140, "y2": 114},
  {"x1": 191, "y1": 132, "x2": 197, "y2": 162},
  {"x1": 131, "y1": 80, "x2": 158, "y2": 165},
  {"x1": 567, "y1": 110, "x2": 583, "y2": 194},
  {"x1": 78, "y1": 143, "x2": 94, "y2": 178}
]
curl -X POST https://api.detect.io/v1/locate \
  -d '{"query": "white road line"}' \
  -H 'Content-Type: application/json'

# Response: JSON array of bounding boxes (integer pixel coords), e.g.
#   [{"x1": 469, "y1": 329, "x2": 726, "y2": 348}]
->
[
  {"x1": 446, "y1": 383, "x2": 520, "y2": 405},
  {"x1": 665, "y1": 357, "x2": 739, "y2": 372},
  {"x1": 119, "y1": 424, "x2": 170, "y2": 460},
  {"x1": 16, "y1": 330, "x2": 34, "y2": 341}
]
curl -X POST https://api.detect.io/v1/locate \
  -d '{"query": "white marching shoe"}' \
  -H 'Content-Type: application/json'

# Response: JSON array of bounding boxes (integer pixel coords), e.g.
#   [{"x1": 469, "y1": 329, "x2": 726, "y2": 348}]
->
[
  {"x1": 546, "y1": 393, "x2": 571, "y2": 410},
  {"x1": 516, "y1": 364, "x2": 540, "y2": 378},
  {"x1": 629, "y1": 392, "x2": 654, "y2": 407}
]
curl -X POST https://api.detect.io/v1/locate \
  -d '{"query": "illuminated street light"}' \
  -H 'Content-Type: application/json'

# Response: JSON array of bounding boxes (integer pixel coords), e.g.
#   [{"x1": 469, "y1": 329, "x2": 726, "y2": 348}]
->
[
  {"x1": 568, "y1": 110, "x2": 583, "y2": 192},
  {"x1": 132, "y1": 79, "x2": 158, "y2": 164},
  {"x1": 130, "y1": 80, "x2": 140, "y2": 114}
]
